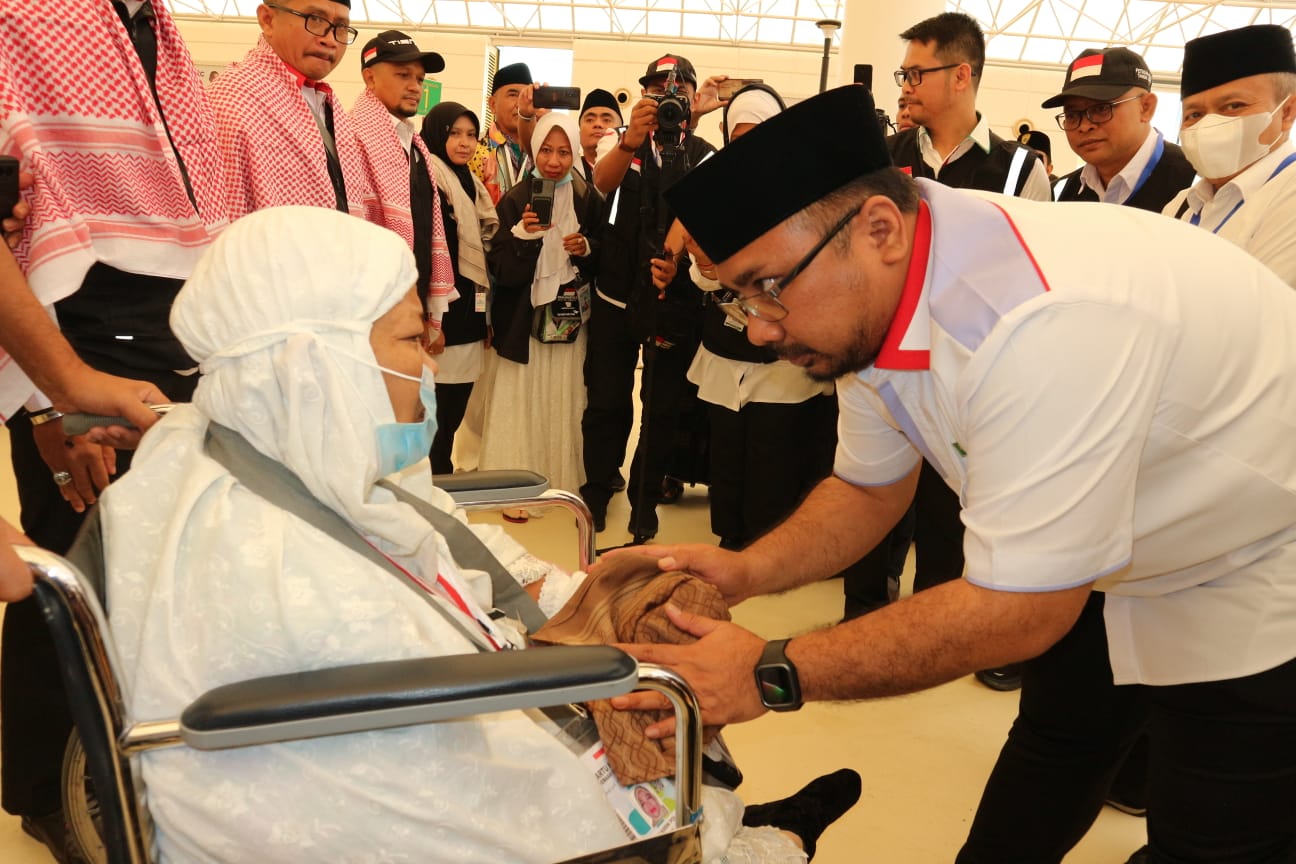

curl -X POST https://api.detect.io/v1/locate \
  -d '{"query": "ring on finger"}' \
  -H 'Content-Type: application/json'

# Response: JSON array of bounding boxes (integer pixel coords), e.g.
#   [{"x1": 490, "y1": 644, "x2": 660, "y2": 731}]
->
[{"x1": 52, "y1": 470, "x2": 73, "y2": 487}]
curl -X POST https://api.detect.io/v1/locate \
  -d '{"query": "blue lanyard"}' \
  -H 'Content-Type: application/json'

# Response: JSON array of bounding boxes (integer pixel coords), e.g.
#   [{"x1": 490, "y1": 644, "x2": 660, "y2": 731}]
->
[
  {"x1": 1190, "y1": 152, "x2": 1296, "y2": 234},
  {"x1": 1125, "y1": 131, "x2": 1165, "y2": 202}
]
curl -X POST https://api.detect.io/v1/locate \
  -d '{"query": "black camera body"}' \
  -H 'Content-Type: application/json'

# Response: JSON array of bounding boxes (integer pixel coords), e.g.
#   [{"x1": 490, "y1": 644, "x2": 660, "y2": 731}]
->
[{"x1": 650, "y1": 91, "x2": 691, "y2": 133}]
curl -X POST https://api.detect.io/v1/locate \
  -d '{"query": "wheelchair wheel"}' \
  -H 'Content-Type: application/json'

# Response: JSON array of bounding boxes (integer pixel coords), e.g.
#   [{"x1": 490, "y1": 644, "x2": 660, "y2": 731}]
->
[{"x1": 62, "y1": 731, "x2": 107, "y2": 864}]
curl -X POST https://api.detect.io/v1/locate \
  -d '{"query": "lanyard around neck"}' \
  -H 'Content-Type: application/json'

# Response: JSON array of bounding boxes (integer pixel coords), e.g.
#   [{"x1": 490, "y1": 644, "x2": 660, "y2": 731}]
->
[
  {"x1": 1124, "y1": 131, "x2": 1165, "y2": 202},
  {"x1": 1190, "y1": 151, "x2": 1296, "y2": 234}
]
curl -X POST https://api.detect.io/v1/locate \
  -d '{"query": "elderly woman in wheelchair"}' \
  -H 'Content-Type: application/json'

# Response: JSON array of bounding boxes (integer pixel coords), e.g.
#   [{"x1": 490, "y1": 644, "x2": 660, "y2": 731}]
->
[{"x1": 60, "y1": 207, "x2": 858, "y2": 863}]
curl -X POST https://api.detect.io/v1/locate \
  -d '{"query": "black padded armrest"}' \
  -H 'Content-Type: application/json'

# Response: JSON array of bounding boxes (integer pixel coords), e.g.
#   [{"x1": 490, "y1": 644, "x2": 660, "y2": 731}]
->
[
  {"x1": 179, "y1": 645, "x2": 636, "y2": 750},
  {"x1": 432, "y1": 469, "x2": 548, "y2": 503}
]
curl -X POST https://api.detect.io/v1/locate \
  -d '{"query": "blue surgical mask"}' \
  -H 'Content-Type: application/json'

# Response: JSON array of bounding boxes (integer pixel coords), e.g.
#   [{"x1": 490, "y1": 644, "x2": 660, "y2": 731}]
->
[{"x1": 374, "y1": 364, "x2": 438, "y2": 476}]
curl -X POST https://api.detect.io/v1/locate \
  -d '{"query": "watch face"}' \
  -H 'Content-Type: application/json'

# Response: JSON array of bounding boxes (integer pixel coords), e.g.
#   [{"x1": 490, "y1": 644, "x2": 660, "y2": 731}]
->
[{"x1": 758, "y1": 666, "x2": 797, "y2": 707}]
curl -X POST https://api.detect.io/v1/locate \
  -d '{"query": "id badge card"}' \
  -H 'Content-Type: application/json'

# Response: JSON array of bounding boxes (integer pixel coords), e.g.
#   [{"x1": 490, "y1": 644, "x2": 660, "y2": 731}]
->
[
  {"x1": 474, "y1": 285, "x2": 488, "y2": 313},
  {"x1": 552, "y1": 286, "x2": 582, "y2": 320},
  {"x1": 577, "y1": 282, "x2": 592, "y2": 323}
]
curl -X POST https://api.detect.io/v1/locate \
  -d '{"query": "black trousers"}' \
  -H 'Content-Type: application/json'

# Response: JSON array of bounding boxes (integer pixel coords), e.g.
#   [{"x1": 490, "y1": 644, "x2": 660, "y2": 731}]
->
[
  {"x1": 626, "y1": 337, "x2": 699, "y2": 525},
  {"x1": 430, "y1": 380, "x2": 474, "y2": 475},
  {"x1": 2, "y1": 265, "x2": 195, "y2": 817},
  {"x1": 580, "y1": 293, "x2": 639, "y2": 515},
  {"x1": 841, "y1": 459, "x2": 964, "y2": 610},
  {"x1": 957, "y1": 592, "x2": 1296, "y2": 864},
  {"x1": 706, "y1": 395, "x2": 836, "y2": 545}
]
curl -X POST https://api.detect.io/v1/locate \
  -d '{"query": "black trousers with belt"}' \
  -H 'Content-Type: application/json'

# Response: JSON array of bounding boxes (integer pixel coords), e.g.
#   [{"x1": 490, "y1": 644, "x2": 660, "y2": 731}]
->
[
  {"x1": 2, "y1": 264, "x2": 196, "y2": 817},
  {"x1": 956, "y1": 591, "x2": 1296, "y2": 864}
]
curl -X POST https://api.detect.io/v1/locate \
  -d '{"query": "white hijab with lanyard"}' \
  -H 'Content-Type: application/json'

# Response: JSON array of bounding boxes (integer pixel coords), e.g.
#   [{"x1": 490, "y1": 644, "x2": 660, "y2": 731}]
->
[{"x1": 520, "y1": 112, "x2": 583, "y2": 307}]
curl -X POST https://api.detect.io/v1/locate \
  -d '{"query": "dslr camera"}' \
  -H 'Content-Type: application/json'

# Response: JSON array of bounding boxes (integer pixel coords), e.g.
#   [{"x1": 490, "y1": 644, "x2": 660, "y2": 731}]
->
[{"x1": 649, "y1": 70, "x2": 691, "y2": 145}]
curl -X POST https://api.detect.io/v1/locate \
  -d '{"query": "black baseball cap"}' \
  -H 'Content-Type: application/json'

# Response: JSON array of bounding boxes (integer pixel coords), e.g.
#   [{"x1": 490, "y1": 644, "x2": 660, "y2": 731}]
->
[
  {"x1": 361, "y1": 30, "x2": 445, "y2": 73},
  {"x1": 1041, "y1": 47, "x2": 1151, "y2": 108},
  {"x1": 639, "y1": 54, "x2": 697, "y2": 88}
]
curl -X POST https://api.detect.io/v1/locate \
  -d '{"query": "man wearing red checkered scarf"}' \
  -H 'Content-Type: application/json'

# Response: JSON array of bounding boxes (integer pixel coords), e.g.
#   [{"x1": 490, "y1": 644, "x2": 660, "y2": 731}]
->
[
  {"x1": 208, "y1": 0, "x2": 377, "y2": 223},
  {"x1": 0, "y1": 1, "x2": 228, "y2": 856}
]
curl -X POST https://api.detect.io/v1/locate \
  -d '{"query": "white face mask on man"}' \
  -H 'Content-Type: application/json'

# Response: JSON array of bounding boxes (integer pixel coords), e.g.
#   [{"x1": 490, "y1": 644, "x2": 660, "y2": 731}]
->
[{"x1": 1180, "y1": 96, "x2": 1291, "y2": 180}]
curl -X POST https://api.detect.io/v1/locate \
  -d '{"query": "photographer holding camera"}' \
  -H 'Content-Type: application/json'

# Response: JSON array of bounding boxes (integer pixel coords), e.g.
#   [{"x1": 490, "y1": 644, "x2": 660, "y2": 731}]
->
[{"x1": 581, "y1": 55, "x2": 723, "y2": 542}]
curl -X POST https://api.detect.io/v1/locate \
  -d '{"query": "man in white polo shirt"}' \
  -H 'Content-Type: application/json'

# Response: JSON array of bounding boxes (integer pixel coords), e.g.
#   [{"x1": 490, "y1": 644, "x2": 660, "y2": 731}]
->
[
  {"x1": 616, "y1": 84, "x2": 1296, "y2": 864},
  {"x1": 1166, "y1": 24, "x2": 1296, "y2": 288}
]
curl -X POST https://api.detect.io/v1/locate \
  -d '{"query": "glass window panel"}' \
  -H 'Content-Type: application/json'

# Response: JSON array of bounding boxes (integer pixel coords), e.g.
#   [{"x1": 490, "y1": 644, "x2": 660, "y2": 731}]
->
[
  {"x1": 756, "y1": 15, "x2": 794, "y2": 44},
  {"x1": 573, "y1": 7, "x2": 612, "y2": 33},
  {"x1": 646, "y1": 10, "x2": 682, "y2": 37},
  {"x1": 466, "y1": 1, "x2": 504, "y2": 28},
  {"x1": 435, "y1": 3, "x2": 470, "y2": 27},
  {"x1": 612, "y1": 7, "x2": 647, "y2": 35},
  {"x1": 1142, "y1": 45, "x2": 1184, "y2": 74},
  {"x1": 1021, "y1": 35, "x2": 1067, "y2": 64},
  {"x1": 734, "y1": 15, "x2": 760, "y2": 43},
  {"x1": 986, "y1": 33, "x2": 1026, "y2": 62},
  {"x1": 539, "y1": 4, "x2": 573, "y2": 31},
  {"x1": 682, "y1": 12, "x2": 725, "y2": 41}
]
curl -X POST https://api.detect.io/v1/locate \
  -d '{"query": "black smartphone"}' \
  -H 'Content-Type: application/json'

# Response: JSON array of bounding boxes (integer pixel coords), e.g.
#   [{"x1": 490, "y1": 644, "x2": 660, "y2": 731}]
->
[
  {"x1": 0, "y1": 155, "x2": 20, "y2": 223},
  {"x1": 533, "y1": 86, "x2": 581, "y2": 111},
  {"x1": 530, "y1": 178, "x2": 556, "y2": 225}
]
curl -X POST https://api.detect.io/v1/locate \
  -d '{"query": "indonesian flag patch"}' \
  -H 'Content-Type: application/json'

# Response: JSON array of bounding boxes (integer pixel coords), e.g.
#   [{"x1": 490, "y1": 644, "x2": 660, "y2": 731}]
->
[
  {"x1": 1070, "y1": 54, "x2": 1104, "y2": 79},
  {"x1": 363, "y1": 46, "x2": 379, "y2": 65}
]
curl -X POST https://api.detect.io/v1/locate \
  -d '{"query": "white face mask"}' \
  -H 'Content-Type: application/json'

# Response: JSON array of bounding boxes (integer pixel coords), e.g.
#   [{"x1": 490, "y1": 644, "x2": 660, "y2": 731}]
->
[{"x1": 1180, "y1": 96, "x2": 1291, "y2": 180}]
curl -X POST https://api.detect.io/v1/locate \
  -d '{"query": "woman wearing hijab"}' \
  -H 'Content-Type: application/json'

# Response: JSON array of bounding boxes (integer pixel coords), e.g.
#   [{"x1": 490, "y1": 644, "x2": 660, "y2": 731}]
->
[
  {"x1": 88, "y1": 205, "x2": 856, "y2": 863},
  {"x1": 482, "y1": 114, "x2": 601, "y2": 498},
  {"x1": 420, "y1": 102, "x2": 500, "y2": 474}
]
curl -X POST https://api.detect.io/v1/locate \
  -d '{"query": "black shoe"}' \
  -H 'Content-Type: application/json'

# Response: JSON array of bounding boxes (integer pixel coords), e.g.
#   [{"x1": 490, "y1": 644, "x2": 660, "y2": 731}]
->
[
  {"x1": 741, "y1": 768, "x2": 861, "y2": 860},
  {"x1": 609, "y1": 472, "x2": 626, "y2": 492},
  {"x1": 660, "y1": 476, "x2": 684, "y2": 504},
  {"x1": 1123, "y1": 846, "x2": 1150, "y2": 864},
  {"x1": 21, "y1": 811, "x2": 83, "y2": 864},
  {"x1": 628, "y1": 507, "x2": 658, "y2": 543},
  {"x1": 1105, "y1": 793, "x2": 1148, "y2": 817},
  {"x1": 719, "y1": 536, "x2": 744, "y2": 551},
  {"x1": 975, "y1": 663, "x2": 1023, "y2": 692}
]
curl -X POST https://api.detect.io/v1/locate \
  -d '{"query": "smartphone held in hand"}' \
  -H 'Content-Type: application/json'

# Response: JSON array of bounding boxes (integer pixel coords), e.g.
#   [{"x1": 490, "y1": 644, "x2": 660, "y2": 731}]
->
[
  {"x1": 0, "y1": 155, "x2": 20, "y2": 222},
  {"x1": 531, "y1": 177, "x2": 556, "y2": 225},
  {"x1": 533, "y1": 86, "x2": 581, "y2": 111}
]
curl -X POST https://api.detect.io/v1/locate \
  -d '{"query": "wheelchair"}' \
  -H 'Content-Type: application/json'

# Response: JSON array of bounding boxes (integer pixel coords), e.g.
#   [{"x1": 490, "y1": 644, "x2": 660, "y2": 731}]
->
[{"x1": 19, "y1": 473, "x2": 705, "y2": 864}]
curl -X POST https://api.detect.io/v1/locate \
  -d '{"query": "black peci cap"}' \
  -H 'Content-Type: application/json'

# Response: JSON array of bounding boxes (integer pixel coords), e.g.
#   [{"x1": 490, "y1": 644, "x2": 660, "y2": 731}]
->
[
  {"x1": 665, "y1": 84, "x2": 892, "y2": 264},
  {"x1": 491, "y1": 62, "x2": 533, "y2": 93},
  {"x1": 1181, "y1": 25, "x2": 1296, "y2": 98}
]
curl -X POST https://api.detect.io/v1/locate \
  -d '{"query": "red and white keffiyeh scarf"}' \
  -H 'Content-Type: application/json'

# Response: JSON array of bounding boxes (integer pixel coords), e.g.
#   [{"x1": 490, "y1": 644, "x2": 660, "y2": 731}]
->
[
  {"x1": 208, "y1": 38, "x2": 375, "y2": 222},
  {"x1": 0, "y1": 0, "x2": 228, "y2": 417},
  {"x1": 349, "y1": 89, "x2": 456, "y2": 322}
]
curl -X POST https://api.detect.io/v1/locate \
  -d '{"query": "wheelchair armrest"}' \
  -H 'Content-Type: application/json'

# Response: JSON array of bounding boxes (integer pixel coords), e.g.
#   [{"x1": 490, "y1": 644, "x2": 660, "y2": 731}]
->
[
  {"x1": 431, "y1": 469, "x2": 548, "y2": 504},
  {"x1": 179, "y1": 645, "x2": 636, "y2": 750}
]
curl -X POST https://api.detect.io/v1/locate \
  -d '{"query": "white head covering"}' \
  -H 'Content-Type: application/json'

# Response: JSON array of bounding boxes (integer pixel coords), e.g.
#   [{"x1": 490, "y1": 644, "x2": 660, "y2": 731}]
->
[
  {"x1": 523, "y1": 113, "x2": 582, "y2": 307},
  {"x1": 171, "y1": 206, "x2": 433, "y2": 556},
  {"x1": 727, "y1": 88, "x2": 782, "y2": 130}
]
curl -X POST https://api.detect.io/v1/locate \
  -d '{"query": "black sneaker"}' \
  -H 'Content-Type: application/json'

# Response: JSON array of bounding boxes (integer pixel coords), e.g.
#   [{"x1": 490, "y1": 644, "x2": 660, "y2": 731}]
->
[
  {"x1": 741, "y1": 768, "x2": 862, "y2": 860},
  {"x1": 628, "y1": 507, "x2": 658, "y2": 544}
]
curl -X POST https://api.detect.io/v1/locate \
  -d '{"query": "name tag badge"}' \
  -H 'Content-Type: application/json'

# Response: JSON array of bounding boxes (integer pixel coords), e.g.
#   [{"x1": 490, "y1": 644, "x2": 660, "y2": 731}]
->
[
  {"x1": 577, "y1": 282, "x2": 592, "y2": 323},
  {"x1": 474, "y1": 285, "x2": 488, "y2": 313}
]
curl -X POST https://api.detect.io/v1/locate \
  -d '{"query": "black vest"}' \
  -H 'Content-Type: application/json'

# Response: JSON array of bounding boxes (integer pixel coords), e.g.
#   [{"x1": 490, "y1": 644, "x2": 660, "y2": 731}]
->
[
  {"x1": 887, "y1": 126, "x2": 1042, "y2": 196},
  {"x1": 1053, "y1": 140, "x2": 1196, "y2": 213},
  {"x1": 596, "y1": 132, "x2": 716, "y2": 305},
  {"x1": 409, "y1": 144, "x2": 435, "y2": 310}
]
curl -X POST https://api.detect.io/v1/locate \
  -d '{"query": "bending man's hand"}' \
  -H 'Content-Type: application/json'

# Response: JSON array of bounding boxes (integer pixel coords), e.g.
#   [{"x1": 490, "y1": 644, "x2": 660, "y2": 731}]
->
[
  {"x1": 612, "y1": 603, "x2": 767, "y2": 738},
  {"x1": 601, "y1": 542, "x2": 758, "y2": 606}
]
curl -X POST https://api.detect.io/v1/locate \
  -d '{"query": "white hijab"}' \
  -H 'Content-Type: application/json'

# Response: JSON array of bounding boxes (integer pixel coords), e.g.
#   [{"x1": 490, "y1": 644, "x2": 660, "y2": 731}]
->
[
  {"x1": 170, "y1": 206, "x2": 435, "y2": 558},
  {"x1": 520, "y1": 113, "x2": 582, "y2": 307}
]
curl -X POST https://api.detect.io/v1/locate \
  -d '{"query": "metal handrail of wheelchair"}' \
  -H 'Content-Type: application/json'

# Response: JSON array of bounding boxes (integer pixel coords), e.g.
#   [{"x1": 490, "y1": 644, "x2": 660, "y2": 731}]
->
[
  {"x1": 22, "y1": 546, "x2": 703, "y2": 864},
  {"x1": 457, "y1": 488, "x2": 598, "y2": 572}
]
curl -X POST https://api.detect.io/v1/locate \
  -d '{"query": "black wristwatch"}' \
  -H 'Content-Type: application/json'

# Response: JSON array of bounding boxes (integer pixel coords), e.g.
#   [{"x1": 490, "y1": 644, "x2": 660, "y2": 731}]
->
[{"x1": 754, "y1": 638, "x2": 802, "y2": 712}]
